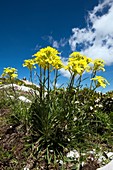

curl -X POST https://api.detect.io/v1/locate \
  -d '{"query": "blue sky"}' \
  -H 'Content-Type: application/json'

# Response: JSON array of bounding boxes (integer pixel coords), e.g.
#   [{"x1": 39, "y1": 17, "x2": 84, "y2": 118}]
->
[{"x1": 0, "y1": 0, "x2": 113, "y2": 92}]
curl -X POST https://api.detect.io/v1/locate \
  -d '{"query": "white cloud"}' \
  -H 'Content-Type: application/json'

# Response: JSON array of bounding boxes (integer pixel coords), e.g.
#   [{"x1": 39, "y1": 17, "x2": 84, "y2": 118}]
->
[
  {"x1": 59, "y1": 38, "x2": 68, "y2": 47},
  {"x1": 59, "y1": 57, "x2": 71, "y2": 78},
  {"x1": 60, "y1": 68, "x2": 71, "y2": 79},
  {"x1": 53, "y1": 40, "x2": 59, "y2": 48},
  {"x1": 48, "y1": 36, "x2": 68, "y2": 49},
  {"x1": 34, "y1": 44, "x2": 42, "y2": 51},
  {"x1": 69, "y1": 0, "x2": 113, "y2": 65}
]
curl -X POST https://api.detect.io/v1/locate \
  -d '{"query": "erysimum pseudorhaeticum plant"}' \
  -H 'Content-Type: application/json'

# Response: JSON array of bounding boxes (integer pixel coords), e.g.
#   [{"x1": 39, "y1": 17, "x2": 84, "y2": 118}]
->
[
  {"x1": 33, "y1": 46, "x2": 64, "y2": 99},
  {"x1": 62, "y1": 52, "x2": 110, "y2": 163},
  {"x1": 23, "y1": 59, "x2": 36, "y2": 82},
  {"x1": 1, "y1": 67, "x2": 18, "y2": 97},
  {"x1": 91, "y1": 76, "x2": 110, "y2": 88},
  {"x1": 33, "y1": 46, "x2": 63, "y2": 70},
  {"x1": 90, "y1": 59, "x2": 107, "y2": 90},
  {"x1": 2, "y1": 67, "x2": 18, "y2": 80},
  {"x1": 65, "y1": 52, "x2": 92, "y2": 89},
  {"x1": 64, "y1": 52, "x2": 109, "y2": 91},
  {"x1": 1, "y1": 67, "x2": 32, "y2": 132},
  {"x1": 23, "y1": 46, "x2": 67, "y2": 167},
  {"x1": 0, "y1": 67, "x2": 18, "y2": 110},
  {"x1": 22, "y1": 47, "x2": 110, "y2": 169}
]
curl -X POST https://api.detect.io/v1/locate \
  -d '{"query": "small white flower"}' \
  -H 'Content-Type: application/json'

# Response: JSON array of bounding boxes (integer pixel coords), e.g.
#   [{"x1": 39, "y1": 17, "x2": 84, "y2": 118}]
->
[
  {"x1": 59, "y1": 160, "x2": 63, "y2": 165},
  {"x1": 50, "y1": 150, "x2": 54, "y2": 153},
  {"x1": 78, "y1": 108, "x2": 81, "y2": 112},
  {"x1": 90, "y1": 157, "x2": 94, "y2": 161},
  {"x1": 95, "y1": 104, "x2": 99, "y2": 107},
  {"x1": 24, "y1": 167, "x2": 29, "y2": 170},
  {"x1": 90, "y1": 106, "x2": 93, "y2": 110},
  {"x1": 98, "y1": 104, "x2": 103, "y2": 108},
  {"x1": 75, "y1": 101, "x2": 79, "y2": 104},
  {"x1": 95, "y1": 98, "x2": 100, "y2": 103},
  {"x1": 9, "y1": 95, "x2": 14, "y2": 99},
  {"x1": 67, "y1": 150, "x2": 80, "y2": 159},
  {"x1": 67, "y1": 151, "x2": 75, "y2": 158},
  {"x1": 82, "y1": 161, "x2": 85, "y2": 166},
  {"x1": 65, "y1": 124, "x2": 67, "y2": 130},
  {"x1": 95, "y1": 104, "x2": 103, "y2": 108},
  {"x1": 74, "y1": 116, "x2": 77, "y2": 121},
  {"x1": 88, "y1": 150, "x2": 95, "y2": 154},
  {"x1": 74, "y1": 150, "x2": 80, "y2": 158}
]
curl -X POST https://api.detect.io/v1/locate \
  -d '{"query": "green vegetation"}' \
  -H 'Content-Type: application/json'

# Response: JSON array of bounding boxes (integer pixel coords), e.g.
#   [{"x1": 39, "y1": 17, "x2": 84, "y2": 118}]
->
[{"x1": 0, "y1": 47, "x2": 113, "y2": 170}]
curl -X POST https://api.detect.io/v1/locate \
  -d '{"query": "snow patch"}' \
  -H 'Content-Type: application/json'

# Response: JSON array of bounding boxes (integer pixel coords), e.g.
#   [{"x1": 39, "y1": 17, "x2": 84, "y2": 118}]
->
[
  {"x1": 97, "y1": 159, "x2": 113, "y2": 170},
  {"x1": 18, "y1": 96, "x2": 32, "y2": 103}
]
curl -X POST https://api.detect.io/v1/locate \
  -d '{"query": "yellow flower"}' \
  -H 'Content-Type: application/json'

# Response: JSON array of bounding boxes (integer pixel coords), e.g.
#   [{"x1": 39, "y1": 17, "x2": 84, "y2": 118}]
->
[
  {"x1": 70, "y1": 52, "x2": 83, "y2": 60},
  {"x1": 70, "y1": 52, "x2": 92, "y2": 62},
  {"x1": 23, "y1": 59, "x2": 36, "y2": 70},
  {"x1": 33, "y1": 46, "x2": 63, "y2": 70},
  {"x1": 65, "y1": 52, "x2": 92, "y2": 75},
  {"x1": 2, "y1": 67, "x2": 18, "y2": 79},
  {"x1": 92, "y1": 59, "x2": 105, "y2": 72},
  {"x1": 11, "y1": 73, "x2": 18, "y2": 78},
  {"x1": 91, "y1": 76, "x2": 109, "y2": 88}
]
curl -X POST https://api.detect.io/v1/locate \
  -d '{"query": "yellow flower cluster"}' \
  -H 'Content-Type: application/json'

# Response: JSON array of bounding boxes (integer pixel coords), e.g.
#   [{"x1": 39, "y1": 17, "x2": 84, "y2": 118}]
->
[
  {"x1": 92, "y1": 59, "x2": 105, "y2": 72},
  {"x1": 33, "y1": 46, "x2": 63, "y2": 70},
  {"x1": 2, "y1": 67, "x2": 18, "y2": 79},
  {"x1": 65, "y1": 52, "x2": 92, "y2": 75},
  {"x1": 23, "y1": 59, "x2": 36, "y2": 70},
  {"x1": 22, "y1": 47, "x2": 109, "y2": 89},
  {"x1": 91, "y1": 76, "x2": 109, "y2": 88}
]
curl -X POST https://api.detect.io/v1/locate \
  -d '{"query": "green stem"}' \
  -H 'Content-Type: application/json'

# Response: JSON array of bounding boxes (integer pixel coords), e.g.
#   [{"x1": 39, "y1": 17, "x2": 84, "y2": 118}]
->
[
  {"x1": 90, "y1": 71, "x2": 96, "y2": 90},
  {"x1": 69, "y1": 73, "x2": 75, "y2": 90},
  {"x1": 30, "y1": 70, "x2": 32, "y2": 83},
  {"x1": 43, "y1": 68, "x2": 46, "y2": 98},
  {"x1": 47, "y1": 64, "x2": 50, "y2": 100},
  {"x1": 53, "y1": 69, "x2": 58, "y2": 90},
  {"x1": 78, "y1": 75, "x2": 82, "y2": 89},
  {"x1": 10, "y1": 77, "x2": 17, "y2": 99},
  {"x1": 40, "y1": 66, "x2": 42, "y2": 101}
]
